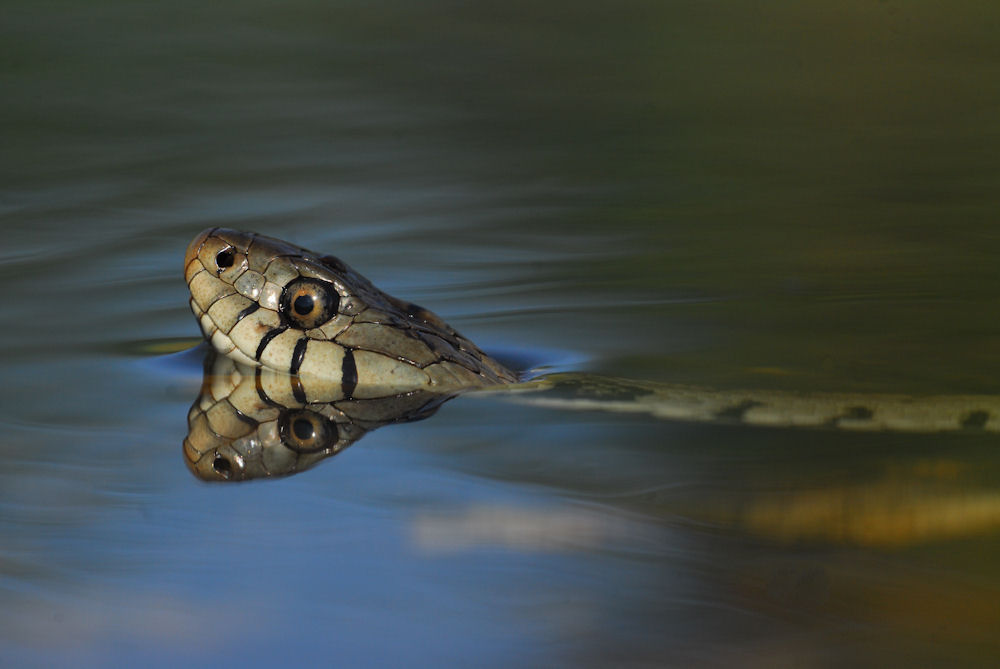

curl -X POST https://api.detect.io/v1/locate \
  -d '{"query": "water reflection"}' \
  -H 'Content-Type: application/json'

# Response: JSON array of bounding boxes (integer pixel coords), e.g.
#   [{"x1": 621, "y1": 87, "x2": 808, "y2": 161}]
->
[
  {"x1": 708, "y1": 459, "x2": 1000, "y2": 548},
  {"x1": 184, "y1": 350, "x2": 452, "y2": 481},
  {"x1": 184, "y1": 347, "x2": 1000, "y2": 551}
]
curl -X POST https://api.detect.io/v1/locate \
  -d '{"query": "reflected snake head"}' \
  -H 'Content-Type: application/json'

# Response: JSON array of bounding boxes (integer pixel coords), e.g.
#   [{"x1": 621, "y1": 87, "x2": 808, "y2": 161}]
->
[{"x1": 183, "y1": 351, "x2": 453, "y2": 482}]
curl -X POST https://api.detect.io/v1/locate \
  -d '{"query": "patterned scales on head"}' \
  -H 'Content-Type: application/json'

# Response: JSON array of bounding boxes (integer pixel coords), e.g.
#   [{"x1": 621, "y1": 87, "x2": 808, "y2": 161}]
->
[{"x1": 185, "y1": 228, "x2": 517, "y2": 401}]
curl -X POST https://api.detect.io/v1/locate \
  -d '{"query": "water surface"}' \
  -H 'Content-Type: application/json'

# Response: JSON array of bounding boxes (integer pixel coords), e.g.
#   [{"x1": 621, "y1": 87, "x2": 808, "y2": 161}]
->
[{"x1": 3, "y1": 1, "x2": 1000, "y2": 666}]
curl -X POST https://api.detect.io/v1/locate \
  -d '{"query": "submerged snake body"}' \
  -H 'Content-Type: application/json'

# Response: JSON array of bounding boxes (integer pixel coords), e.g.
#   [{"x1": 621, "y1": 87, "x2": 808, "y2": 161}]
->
[{"x1": 186, "y1": 228, "x2": 517, "y2": 400}]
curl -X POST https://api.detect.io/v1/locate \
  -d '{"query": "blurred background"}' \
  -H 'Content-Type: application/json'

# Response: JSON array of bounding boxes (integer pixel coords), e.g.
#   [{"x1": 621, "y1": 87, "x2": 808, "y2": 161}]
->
[{"x1": 2, "y1": 1, "x2": 1000, "y2": 666}]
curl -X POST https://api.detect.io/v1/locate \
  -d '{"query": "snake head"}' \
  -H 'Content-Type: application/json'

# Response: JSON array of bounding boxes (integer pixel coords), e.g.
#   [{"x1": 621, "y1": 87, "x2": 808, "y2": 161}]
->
[{"x1": 184, "y1": 228, "x2": 516, "y2": 398}]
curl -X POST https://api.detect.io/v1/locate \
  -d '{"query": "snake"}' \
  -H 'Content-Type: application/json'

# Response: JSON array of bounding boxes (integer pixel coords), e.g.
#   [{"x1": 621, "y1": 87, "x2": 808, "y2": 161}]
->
[
  {"x1": 185, "y1": 227, "x2": 518, "y2": 404},
  {"x1": 184, "y1": 229, "x2": 1000, "y2": 550},
  {"x1": 186, "y1": 228, "x2": 1000, "y2": 433}
]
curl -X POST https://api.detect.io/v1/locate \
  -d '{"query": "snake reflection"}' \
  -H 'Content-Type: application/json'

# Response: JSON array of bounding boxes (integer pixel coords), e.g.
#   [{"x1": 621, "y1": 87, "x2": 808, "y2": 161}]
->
[
  {"x1": 182, "y1": 348, "x2": 1000, "y2": 547},
  {"x1": 184, "y1": 350, "x2": 453, "y2": 481}
]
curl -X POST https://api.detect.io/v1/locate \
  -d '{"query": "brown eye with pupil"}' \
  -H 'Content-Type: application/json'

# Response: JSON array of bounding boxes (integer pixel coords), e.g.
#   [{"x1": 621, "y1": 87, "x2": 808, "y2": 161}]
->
[
  {"x1": 280, "y1": 278, "x2": 340, "y2": 329},
  {"x1": 278, "y1": 410, "x2": 338, "y2": 453}
]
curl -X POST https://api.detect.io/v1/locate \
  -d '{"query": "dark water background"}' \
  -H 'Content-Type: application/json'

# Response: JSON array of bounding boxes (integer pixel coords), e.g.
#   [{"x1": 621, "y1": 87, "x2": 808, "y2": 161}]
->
[{"x1": 3, "y1": 1, "x2": 1000, "y2": 666}]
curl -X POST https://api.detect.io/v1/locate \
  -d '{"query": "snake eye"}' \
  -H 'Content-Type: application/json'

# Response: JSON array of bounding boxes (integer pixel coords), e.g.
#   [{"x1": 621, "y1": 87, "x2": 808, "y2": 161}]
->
[
  {"x1": 280, "y1": 278, "x2": 340, "y2": 329},
  {"x1": 278, "y1": 410, "x2": 338, "y2": 453},
  {"x1": 215, "y1": 248, "x2": 235, "y2": 270}
]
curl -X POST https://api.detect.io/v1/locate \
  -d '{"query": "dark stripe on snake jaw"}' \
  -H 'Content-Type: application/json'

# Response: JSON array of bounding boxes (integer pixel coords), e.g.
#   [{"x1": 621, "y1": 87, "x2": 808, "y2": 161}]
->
[
  {"x1": 290, "y1": 337, "x2": 309, "y2": 375},
  {"x1": 236, "y1": 302, "x2": 260, "y2": 324},
  {"x1": 255, "y1": 326, "x2": 288, "y2": 361},
  {"x1": 341, "y1": 349, "x2": 358, "y2": 399},
  {"x1": 255, "y1": 368, "x2": 285, "y2": 408},
  {"x1": 291, "y1": 376, "x2": 307, "y2": 404},
  {"x1": 228, "y1": 403, "x2": 259, "y2": 429}
]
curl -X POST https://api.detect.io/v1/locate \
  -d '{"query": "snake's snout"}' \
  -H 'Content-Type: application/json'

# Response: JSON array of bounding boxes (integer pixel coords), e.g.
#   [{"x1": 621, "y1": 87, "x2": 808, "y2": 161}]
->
[{"x1": 184, "y1": 227, "x2": 214, "y2": 273}]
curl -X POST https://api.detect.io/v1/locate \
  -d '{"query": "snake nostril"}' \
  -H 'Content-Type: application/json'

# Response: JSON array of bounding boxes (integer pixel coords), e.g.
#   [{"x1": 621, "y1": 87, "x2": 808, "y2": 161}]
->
[
  {"x1": 212, "y1": 454, "x2": 233, "y2": 478},
  {"x1": 216, "y1": 249, "x2": 235, "y2": 270}
]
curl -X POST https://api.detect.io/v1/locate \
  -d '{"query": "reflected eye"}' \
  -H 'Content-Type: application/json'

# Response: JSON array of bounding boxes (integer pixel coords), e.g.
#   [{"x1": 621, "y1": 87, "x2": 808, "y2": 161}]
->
[
  {"x1": 278, "y1": 410, "x2": 338, "y2": 453},
  {"x1": 280, "y1": 278, "x2": 340, "y2": 329},
  {"x1": 215, "y1": 248, "x2": 235, "y2": 270}
]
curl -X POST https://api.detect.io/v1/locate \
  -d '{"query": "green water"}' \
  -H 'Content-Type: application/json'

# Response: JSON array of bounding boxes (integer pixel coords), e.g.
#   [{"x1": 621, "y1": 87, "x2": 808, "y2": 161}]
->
[{"x1": 3, "y1": 1, "x2": 1000, "y2": 666}]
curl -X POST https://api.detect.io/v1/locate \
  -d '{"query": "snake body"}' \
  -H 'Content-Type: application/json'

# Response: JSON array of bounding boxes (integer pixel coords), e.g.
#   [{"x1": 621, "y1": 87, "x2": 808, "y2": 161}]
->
[
  {"x1": 183, "y1": 229, "x2": 1000, "y2": 552},
  {"x1": 186, "y1": 228, "x2": 1000, "y2": 435},
  {"x1": 186, "y1": 228, "x2": 517, "y2": 401}
]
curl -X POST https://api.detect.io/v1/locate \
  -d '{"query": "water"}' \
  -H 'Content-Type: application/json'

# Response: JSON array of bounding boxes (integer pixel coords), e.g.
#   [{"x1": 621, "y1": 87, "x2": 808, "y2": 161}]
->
[{"x1": 3, "y1": 1, "x2": 1000, "y2": 665}]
